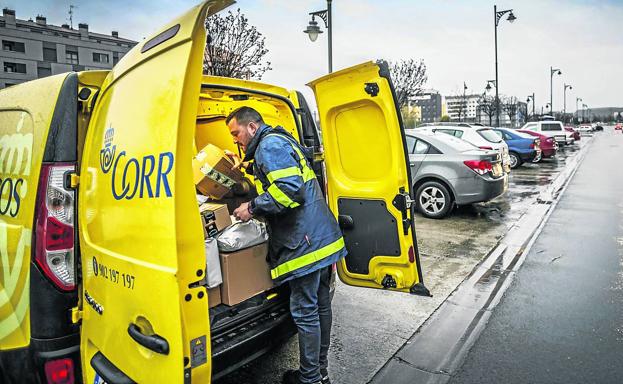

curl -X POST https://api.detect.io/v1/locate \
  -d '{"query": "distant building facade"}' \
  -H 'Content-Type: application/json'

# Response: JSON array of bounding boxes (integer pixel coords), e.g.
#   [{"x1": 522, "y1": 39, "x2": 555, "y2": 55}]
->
[
  {"x1": 0, "y1": 8, "x2": 137, "y2": 88},
  {"x1": 410, "y1": 90, "x2": 443, "y2": 123},
  {"x1": 575, "y1": 107, "x2": 623, "y2": 122},
  {"x1": 446, "y1": 94, "x2": 481, "y2": 123}
]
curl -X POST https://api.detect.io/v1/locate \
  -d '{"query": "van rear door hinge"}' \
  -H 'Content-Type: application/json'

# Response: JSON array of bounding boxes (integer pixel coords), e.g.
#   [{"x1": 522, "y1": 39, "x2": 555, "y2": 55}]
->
[
  {"x1": 71, "y1": 307, "x2": 83, "y2": 323},
  {"x1": 64, "y1": 172, "x2": 80, "y2": 190}
]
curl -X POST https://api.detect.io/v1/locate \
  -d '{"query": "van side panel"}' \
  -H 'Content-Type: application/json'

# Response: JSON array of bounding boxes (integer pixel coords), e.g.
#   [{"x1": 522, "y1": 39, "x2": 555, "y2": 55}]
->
[{"x1": 0, "y1": 74, "x2": 72, "y2": 351}]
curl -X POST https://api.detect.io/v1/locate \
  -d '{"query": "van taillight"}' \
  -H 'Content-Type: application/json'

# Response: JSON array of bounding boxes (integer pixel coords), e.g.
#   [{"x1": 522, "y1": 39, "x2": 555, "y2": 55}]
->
[
  {"x1": 463, "y1": 160, "x2": 493, "y2": 176},
  {"x1": 44, "y1": 358, "x2": 75, "y2": 384},
  {"x1": 35, "y1": 164, "x2": 76, "y2": 291}
]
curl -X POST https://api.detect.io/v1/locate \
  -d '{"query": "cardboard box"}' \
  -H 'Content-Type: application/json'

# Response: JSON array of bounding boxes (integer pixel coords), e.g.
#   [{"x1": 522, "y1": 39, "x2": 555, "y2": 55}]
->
[
  {"x1": 193, "y1": 144, "x2": 243, "y2": 199},
  {"x1": 219, "y1": 243, "x2": 273, "y2": 306},
  {"x1": 208, "y1": 286, "x2": 221, "y2": 308},
  {"x1": 200, "y1": 203, "x2": 231, "y2": 237}
]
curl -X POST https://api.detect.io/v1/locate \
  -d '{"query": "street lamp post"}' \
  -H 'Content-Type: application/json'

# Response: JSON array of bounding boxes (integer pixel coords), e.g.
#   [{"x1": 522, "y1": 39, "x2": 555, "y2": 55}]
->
[
  {"x1": 494, "y1": 5, "x2": 516, "y2": 127},
  {"x1": 576, "y1": 97, "x2": 582, "y2": 123},
  {"x1": 526, "y1": 93, "x2": 535, "y2": 120},
  {"x1": 304, "y1": 0, "x2": 333, "y2": 73},
  {"x1": 550, "y1": 66, "x2": 561, "y2": 115},
  {"x1": 563, "y1": 83, "x2": 572, "y2": 122}
]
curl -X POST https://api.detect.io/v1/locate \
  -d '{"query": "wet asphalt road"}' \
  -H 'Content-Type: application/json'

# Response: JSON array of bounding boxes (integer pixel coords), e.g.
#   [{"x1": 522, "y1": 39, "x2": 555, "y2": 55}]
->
[
  {"x1": 448, "y1": 128, "x2": 623, "y2": 384},
  {"x1": 217, "y1": 133, "x2": 589, "y2": 384}
]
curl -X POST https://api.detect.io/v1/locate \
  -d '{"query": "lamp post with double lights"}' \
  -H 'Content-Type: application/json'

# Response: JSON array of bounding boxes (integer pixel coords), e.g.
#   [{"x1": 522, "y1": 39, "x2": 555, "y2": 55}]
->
[
  {"x1": 303, "y1": 0, "x2": 333, "y2": 73},
  {"x1": 550, "y1": 66, "x2": 562, "y2": 114},
  {"x1": 526, "y1": 93, "x2": 535, "y2": 120},
  {"x1": 563, "y1": 83, "x2": 572, "y2": 122},
  {"x1": 493, "y1": 5, "x2": 517, "y2": 127}
]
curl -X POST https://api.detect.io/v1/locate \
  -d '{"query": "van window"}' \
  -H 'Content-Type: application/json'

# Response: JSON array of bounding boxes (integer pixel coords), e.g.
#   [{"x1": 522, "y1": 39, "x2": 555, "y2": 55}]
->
[{"x1": 541, "y1": 123, "x2": 562, "y2": 131}]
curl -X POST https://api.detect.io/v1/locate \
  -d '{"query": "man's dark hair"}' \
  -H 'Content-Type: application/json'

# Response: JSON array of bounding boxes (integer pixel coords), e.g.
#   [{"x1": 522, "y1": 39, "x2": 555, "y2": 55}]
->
[{"x1": 226, "y1": 106, "x2": 264, "y2": 125}]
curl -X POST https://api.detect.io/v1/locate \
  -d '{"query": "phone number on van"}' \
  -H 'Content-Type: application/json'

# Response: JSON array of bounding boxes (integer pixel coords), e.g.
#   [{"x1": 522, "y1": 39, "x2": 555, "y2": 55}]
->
[{"x1": 92, "y1": 256, "x2": 135, "y2": 289}]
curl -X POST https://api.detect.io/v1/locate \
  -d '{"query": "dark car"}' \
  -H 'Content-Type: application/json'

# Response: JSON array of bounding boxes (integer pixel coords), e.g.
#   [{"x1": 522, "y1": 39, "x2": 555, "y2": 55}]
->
[{"x1": 492, "y1": 128, "x2": 540, "y2": 168}]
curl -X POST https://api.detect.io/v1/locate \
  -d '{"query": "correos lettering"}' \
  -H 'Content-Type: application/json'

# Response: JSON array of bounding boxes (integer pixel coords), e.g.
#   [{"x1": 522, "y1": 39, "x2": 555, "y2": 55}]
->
[{"x1": 100, "y1": 127, "x2": 174, "y2": 200}]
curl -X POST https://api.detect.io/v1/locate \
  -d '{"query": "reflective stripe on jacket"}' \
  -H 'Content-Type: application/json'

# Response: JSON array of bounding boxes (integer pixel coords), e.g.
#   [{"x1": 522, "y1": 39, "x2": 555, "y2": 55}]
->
[{"x1": 245, "y1": 125, "x2": 347, "y2": 283}]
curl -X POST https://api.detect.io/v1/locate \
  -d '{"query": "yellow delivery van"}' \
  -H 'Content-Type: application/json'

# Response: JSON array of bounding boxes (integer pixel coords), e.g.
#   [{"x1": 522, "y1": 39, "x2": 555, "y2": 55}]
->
[{"x1": 0, "y1": 1, "x2": 428, "y2": 383}]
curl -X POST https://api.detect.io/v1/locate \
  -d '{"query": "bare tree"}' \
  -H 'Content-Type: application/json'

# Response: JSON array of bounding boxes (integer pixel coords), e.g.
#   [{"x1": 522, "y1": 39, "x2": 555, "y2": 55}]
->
[
  {"x1": 479, "y1": 95, "x2": 496, "y2": 126},
  {"x1": 204, "y1": 9, "x2": 271, "y2": 79},
  {"x1": 502, "y1": 96, "x2": 519, "y2": 127},
  {"x1": 389, "y1": 59, "x2": 428, "y2": 108}
]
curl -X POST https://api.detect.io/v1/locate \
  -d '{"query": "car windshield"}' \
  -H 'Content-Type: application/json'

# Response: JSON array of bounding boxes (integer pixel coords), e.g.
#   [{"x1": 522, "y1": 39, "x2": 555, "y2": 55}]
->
[{"x1": 477, "y1": 129, "x2": 503, "y2": 143}]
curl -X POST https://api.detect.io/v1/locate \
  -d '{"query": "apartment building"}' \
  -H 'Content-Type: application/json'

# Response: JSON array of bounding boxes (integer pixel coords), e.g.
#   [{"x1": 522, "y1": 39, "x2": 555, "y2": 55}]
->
[{"x1": 0, "y1": 8, "x2": 137, "y2": 88}]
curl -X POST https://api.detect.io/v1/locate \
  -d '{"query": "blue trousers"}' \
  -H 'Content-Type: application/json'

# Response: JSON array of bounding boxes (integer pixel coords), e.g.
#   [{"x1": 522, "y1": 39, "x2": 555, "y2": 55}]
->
[{"x1": 288, "y1": 266, "x2": 332, "y2": 384}]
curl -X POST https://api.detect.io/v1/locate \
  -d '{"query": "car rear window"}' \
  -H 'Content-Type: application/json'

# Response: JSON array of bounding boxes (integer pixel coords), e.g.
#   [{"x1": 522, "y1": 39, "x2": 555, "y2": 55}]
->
[
  {"x1": 432, "y1": 133, "x2": 476, "y2": 151},
  {"x1": 477, "y1": 129, "x2": 503, "y2": 143},
  {"x1": 541, "y1": 123, "x2": 563, "y2": 131}
]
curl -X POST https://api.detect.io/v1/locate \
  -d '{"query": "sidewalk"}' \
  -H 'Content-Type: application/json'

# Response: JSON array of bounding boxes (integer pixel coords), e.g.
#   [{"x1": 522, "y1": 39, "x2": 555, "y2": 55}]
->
[{"x1": 368, "y1": 135, "x2": 594, "y2": 384}]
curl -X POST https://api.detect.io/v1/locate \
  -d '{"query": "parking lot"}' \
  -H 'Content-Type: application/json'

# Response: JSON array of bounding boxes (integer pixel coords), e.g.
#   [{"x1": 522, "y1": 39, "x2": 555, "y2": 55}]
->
[{"x1": 218, "y1": 137, "x2": 590, "y2": 384}]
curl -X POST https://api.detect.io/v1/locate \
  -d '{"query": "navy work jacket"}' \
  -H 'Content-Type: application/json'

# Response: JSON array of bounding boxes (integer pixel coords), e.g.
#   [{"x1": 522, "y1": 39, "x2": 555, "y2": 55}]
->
[{"x1": 245, "y1": 124, "x2": 346, "y2": 284}]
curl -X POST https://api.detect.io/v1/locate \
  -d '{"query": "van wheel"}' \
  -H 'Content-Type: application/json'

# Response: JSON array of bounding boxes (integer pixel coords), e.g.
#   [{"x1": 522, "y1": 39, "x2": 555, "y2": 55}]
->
[
  {"x1": 509, "y1": 152, "x2": 522, "y2": 169},
  {"x1": 416, "y1": 181, "x2": 452, "y2": 219}
]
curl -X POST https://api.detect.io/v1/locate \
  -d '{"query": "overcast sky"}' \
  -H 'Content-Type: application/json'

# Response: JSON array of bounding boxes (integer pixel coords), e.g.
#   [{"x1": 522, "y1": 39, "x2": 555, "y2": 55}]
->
[{"x1": 8, "y1": 0, "x2": 623, "y2": 113}]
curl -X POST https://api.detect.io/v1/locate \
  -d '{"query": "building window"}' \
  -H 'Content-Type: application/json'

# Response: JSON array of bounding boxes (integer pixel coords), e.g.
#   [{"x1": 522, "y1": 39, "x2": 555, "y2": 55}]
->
[
  {"x1": 92, "y1": 52, "x2": 109, "y2": 63},
  {"x1": 43, "y1": 47, "x2": 57, "y2": 62},
  {"x1": 66, "y1": 50, "x2": 79, "y2": 65},
  {"x1": 4, "y1": 62, "x2": 27, "y2": 73},
  {"x1": 2, "y1": 40, "x2": 25, "y2": 53},
  {"x1": 112, "y1": 51, "x2": 119, "y2": 65}
]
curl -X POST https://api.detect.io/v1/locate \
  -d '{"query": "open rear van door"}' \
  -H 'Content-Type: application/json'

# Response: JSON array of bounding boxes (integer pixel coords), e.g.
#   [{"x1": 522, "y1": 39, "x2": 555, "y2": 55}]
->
[{"x1": 308, "y1": 61, "x2": 429, "y2": 296}]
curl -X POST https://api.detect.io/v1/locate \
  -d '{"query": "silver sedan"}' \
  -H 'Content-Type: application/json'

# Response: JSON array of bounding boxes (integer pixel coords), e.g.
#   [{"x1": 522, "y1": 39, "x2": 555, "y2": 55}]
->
[{"x1": 406, "y1": 130, "x2": 508, "y2": 219}]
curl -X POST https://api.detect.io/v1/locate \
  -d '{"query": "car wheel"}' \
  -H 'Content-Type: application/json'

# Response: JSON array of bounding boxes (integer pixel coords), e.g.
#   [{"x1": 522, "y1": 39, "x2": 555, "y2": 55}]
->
[
  {"x1": 416, "y1": 181, "x2": 452, "y2": 219},
  {"x1": 509, "y1": 152, "x2": 522, "y2": 169}
]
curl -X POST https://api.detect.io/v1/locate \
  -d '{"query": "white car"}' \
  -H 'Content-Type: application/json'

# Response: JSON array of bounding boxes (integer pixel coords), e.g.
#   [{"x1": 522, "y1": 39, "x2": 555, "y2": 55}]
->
[
  {"x1": 519, "y1": 120, "x2": 573, "y2": 146},
  {"x1": 577, "y1": 124, "x2": 593, "y2": 134},
  {"x1": 416, "y1": 124, "x2": 511, "y2": 173}
]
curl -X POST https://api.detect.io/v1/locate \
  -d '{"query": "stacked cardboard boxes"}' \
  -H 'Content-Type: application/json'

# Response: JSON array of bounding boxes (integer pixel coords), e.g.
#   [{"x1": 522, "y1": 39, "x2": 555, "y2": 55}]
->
[{"x1": 193, "y1": 143, "x2": 273, "y2": 308}]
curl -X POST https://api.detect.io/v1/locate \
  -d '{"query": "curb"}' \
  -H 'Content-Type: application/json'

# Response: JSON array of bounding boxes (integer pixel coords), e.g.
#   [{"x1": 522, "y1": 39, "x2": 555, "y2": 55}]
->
[{"x1": 368, "y1": 136, "x2": 594, "y2": 384}]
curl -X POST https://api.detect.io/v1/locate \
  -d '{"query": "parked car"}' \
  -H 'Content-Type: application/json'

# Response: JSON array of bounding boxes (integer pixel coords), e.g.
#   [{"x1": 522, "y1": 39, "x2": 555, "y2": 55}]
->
[
  {"x1": 416, "y1": 124, "x2": 511, "y2": 173},
  {"x1": 520, "y1": 120, "x2": 573, "y2": 145},
  {"x1": 564, "y1": 125, "x2": 581, "y2": 141},
  {"x1": 593, "y1": 123, "x2": 604, "y2": 132},
  {"x1": 517, "y1": 129, "x2": 558, "y2": 160},
  {"x1": 577, "y1": 124, "x2": 594, "y2": 134},
  {"x1": 615, "y1": 123, "x2": 622, "y2": 131},
  {"x1": 492, "y1": 128, "x2": 541, "y2": 168},
  {"x1": 405, "y1": 130, "x2": 507, "y2": 219}
]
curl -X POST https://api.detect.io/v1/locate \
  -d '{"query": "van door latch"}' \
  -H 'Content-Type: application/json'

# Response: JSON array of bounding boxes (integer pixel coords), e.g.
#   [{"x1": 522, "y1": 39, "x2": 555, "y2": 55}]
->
[{"x1": 392, "y1": 188, "x2": 414, "y2": 235}]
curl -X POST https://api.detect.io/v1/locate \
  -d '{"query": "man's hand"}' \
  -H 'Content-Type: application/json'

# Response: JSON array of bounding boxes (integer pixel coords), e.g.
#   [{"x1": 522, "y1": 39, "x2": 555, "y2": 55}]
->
[
  {"x1": 224, "y1": 149, "x2": 249, "y2": 171},
  {"x1": 233, "y1": 202, "x2": 253, "y2": 222}
]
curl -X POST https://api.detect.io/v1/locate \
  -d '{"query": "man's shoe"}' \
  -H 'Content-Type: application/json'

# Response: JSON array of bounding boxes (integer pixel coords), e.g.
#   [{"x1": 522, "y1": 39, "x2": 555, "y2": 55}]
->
[
  {"x1": 282, "y1": 369, "x2": 322, "y2": 384},
  {"x1": 320, "y1": 368, "x2": 331, "y2": 384}
]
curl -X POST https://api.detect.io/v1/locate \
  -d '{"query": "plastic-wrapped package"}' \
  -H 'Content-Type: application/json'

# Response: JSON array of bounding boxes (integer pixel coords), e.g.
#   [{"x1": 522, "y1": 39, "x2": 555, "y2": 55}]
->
[
  {"x1": 204, "y1": 238, "x2": 223, "y2": 288},
  {"x1": 216, "y1": 219, "x2": 268, "y2": 252}
]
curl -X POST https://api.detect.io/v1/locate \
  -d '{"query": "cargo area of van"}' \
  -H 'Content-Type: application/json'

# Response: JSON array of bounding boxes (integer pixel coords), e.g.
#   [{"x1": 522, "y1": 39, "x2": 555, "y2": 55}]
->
[{"x1": 188, "y1": 79, "x2": 322, "y2": 379}]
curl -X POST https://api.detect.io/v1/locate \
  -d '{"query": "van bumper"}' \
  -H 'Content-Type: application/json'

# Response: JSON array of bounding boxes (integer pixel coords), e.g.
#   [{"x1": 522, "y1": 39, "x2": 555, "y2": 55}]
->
[{"x1": 211, "y1": 302, "x2": 296, "y2": 381}]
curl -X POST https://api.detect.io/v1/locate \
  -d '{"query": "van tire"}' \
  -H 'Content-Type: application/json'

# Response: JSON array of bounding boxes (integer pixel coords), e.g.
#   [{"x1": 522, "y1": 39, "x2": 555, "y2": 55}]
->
[{"x1": 416, "y1": 181, "x2": 452, "y2": 219}]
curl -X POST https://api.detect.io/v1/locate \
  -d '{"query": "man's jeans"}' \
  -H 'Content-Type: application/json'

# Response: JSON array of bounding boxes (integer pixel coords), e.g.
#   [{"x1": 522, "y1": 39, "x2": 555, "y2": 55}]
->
[{"x1": 289, "y1": 266, "x2": 332, "y2": 384}]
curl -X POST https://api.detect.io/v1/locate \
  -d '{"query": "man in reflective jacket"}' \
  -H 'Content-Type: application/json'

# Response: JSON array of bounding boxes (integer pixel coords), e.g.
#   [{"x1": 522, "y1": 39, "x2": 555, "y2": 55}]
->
[{"x1": 227, "y1": 107, "x2": 346, "y2": 384}]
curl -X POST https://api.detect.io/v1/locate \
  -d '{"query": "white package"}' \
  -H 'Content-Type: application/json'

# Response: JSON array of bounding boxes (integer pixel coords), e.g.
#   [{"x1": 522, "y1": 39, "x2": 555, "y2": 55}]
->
[{"x1": 204, "y1": 238, "x2": 223, "y2": 288}]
